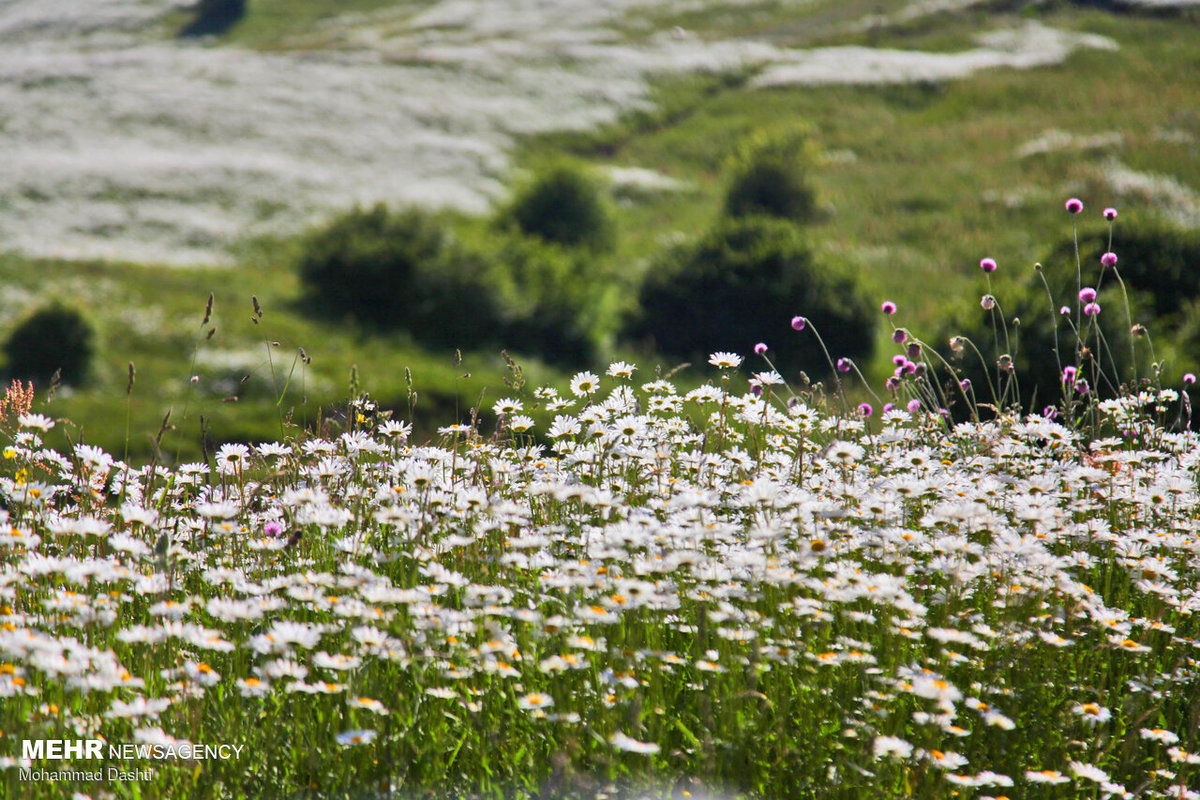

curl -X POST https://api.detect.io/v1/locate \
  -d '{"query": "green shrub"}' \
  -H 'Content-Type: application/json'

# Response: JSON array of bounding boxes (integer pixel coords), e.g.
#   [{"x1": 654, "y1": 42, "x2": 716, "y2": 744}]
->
[
  {"x1": 481, "y1": 234, "x2": 620, "y2": 364},
  {"x1": 297, "y1": 204, "x2": 619, "y2": 363},
  {"x1": 723, "y1": 125, "x2": 819, "y2": 223},
  {"x1": 4, "y1": 303, "x2": 95, "y2": 386},
  {"x1": 299, "y1": 204, "x2": 444, "y2": 327},
  {"x1": 297, "y1": 204, "x2": 499, "y2": 348},
  {"x1": 498, "y1": 165, "x2": 616, "y2": 252},
  {"x1": 632, "y1": 216, "x2": 874, "y2": 377},
  {"x1": 180, "y1": 0, "x2": 246, "y2": 37}
]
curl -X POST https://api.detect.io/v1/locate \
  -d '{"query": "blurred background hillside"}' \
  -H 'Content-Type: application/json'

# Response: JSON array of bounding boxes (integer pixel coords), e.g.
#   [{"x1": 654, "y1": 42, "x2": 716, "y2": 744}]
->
[{"x1": 1, "y1": 0, "x2": 1197, "y2": 461}]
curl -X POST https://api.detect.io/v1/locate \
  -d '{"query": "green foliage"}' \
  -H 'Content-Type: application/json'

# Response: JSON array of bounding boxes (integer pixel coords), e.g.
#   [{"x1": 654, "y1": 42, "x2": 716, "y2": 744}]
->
[
  {"x1": 479, "y1": 234, "x2": 620, "y2": 364},
  {"x1": 633, "y1": 216, "x2": 875, "y2": 376},
  {"x1": 498, "y1": 164, "x2": 617, "y2": 252},
  {"x1": 180, "y1": 0, "x2": 246, "y2": 37},
  {"x1": 3, "y1": 303, "x2": 95, "y2": 387},
  {"x1": 297, "y1": 204, "x2": 616, "y2": 364},
  {"x1": 297, "y1": 204, "x2": 496, "y2": 349},
  {"x1": 723, "y1": 125, "x2": 820, "y2": 223},
  {"x1": 298, "y1": 204, "x2": 440, "y2": 327}
]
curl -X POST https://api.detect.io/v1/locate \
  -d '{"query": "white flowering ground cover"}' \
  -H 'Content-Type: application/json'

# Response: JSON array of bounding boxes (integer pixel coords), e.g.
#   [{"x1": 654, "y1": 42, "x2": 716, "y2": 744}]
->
[
  {"x1": 0, "y1": 0, "x2": 1120, "y2": 266},
  {"x1": 3, "y1": 320, "x2": 1200, "y2": 798}
]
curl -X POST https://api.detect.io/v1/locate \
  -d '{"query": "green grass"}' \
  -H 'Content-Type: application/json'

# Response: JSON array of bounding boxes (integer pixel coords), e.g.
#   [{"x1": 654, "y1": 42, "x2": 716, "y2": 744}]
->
[
  {"x1": 0, "y1": 245, "x2": 566, "y2": 465},
  {"x1": 614, "y1": 0, "x2": 947, "y2": 46},
  {"x1": 169, "y1": 0, "x2": 418, "y2": 49}
]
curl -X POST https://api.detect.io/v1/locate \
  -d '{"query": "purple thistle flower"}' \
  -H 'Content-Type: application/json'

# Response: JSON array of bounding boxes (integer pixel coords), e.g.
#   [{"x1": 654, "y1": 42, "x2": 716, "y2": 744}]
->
[
  {"x1": 1079, "y1": 287, "x2": 1097, "y2": 303},
  {"x1": 751, "y1": 384, "x2": 763, "y2": 397},
  {"x1": 892, "y1": 328, "x2": 908, "y2": 344},
  {"x1": 1084, "y1": 302, "x2": 1101, "y2": 316},
  {"x1": 836, "y1": 358, "x2": 851, "y2": 373},
  {"x1": 979, "y1": 257, "x2": 997, "y2": 273},
  {"x1": 791, "y1": 316, "x2": 806, "y2": 331},
  {"x1": 1065, "y1": 198, "x2": 1083, "y2": 214},
  {"x1": 892, "y1": 354, "x2": 907, "y2": 366},
  {"x1": 907, "y1": 343, "x2": 921, "y2": 360},
  {"x1": 883, "y1": 402, "x2": 895, "y2": 413},
  {"x1": 981, "y1": 295, "x2": 995, "y2": 310},
  {"x1": 906, "y1": 399, "x2": 921, "y2": 414},
  {"x1": 1043, "y1": 406, "x2": 1058, "y2": 419},
  {"x1": 754, "y1": 342, "x2": 768, "y2": 355},
  {"x1": 881, "y1": 300, "x2": 897, "y2": 315},
  {"x1": 885, "y1": 377, "x2": 900, "y2": 391},
  {"x1": 902, "y1": 362, "x2": 917, "y2": 376},
  {"x1": 959, "y1": 379, "x2": 971, "y2": 392},
  {"x1": 1062, "y1": 366, "x2": 1077, "y2": 384},
  {"x1": 1103, "y1": 207, "x2": 1118, "y2": 221},
  {"x1": 1075, "y1": 379, "x2": 1089, "y2": 395},
  {"x1": 1100, "y1": 252, "x2": 1118, "y2": 268},
  {"x1": 1059, "y1": 305, "x2": 1071, "y2": 316},
  {"x1": 857, "y1": 402, "x2": 873, "y2": 417},
  {"x1": 264, "y1": 521, "x2": 285, "y2": 538},
  {"x1": 1185, "y1": 373, "x2": 1196, "y2": 386}
]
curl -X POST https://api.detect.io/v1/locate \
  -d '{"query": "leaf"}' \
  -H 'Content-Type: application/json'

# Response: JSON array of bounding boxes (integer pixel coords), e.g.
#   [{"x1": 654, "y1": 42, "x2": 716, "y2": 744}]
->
[{"x1": 674, "y1": 719, "x2": 701, "y2": 748}]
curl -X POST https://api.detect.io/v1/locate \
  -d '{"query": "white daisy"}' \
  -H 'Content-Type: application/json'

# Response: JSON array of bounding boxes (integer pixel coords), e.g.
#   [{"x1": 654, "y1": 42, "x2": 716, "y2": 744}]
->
[
  {"x1": 569, "y1": 371, "x2": 600, "y2": 397},
  {"x1": 708, "y1": 352, "x2": 742, "y2": 369}
]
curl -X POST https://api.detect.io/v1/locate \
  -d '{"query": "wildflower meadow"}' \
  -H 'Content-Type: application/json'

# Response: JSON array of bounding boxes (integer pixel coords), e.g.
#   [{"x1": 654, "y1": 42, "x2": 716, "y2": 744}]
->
[{"x1": 3, "y1": 202, "x2": 1200, "y2": 800}]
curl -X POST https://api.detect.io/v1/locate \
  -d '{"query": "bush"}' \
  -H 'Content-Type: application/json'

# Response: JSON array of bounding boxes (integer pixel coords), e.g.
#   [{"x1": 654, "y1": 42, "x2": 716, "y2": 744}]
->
[
  {"x1": 4, "y1": 303, "x2": 95, "y2": 386},
  {"x1": 297, "y1": 204, "x2": 618, "y2": 363},
  {"x1": 723, "y1": 125, "x2": 820, "y2": 224},
  {"x1": 632, "y1": 216, "x2": 875, "y2": 377},
  {"x1": 481, "y1": 235, "x2": 620, "y2": 364},
  {"x1": 297, "y1": 205, "x2": 499, "y2": 349},
  {"x1": 299, "y1": 204, "x2": 444, "y2": 327},
  {"x1": 498, "y1": 165, "x2": 616, "y2": 252},
  {"x1": 180, "y1": 0, "x2": 246, "y2": 37}
]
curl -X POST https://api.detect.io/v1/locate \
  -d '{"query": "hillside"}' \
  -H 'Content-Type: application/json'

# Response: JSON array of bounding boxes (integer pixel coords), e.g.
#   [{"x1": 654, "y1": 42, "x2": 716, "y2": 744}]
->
[{"x1": 0, "y1": 0, "x2": 1198, "y2": 460}]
